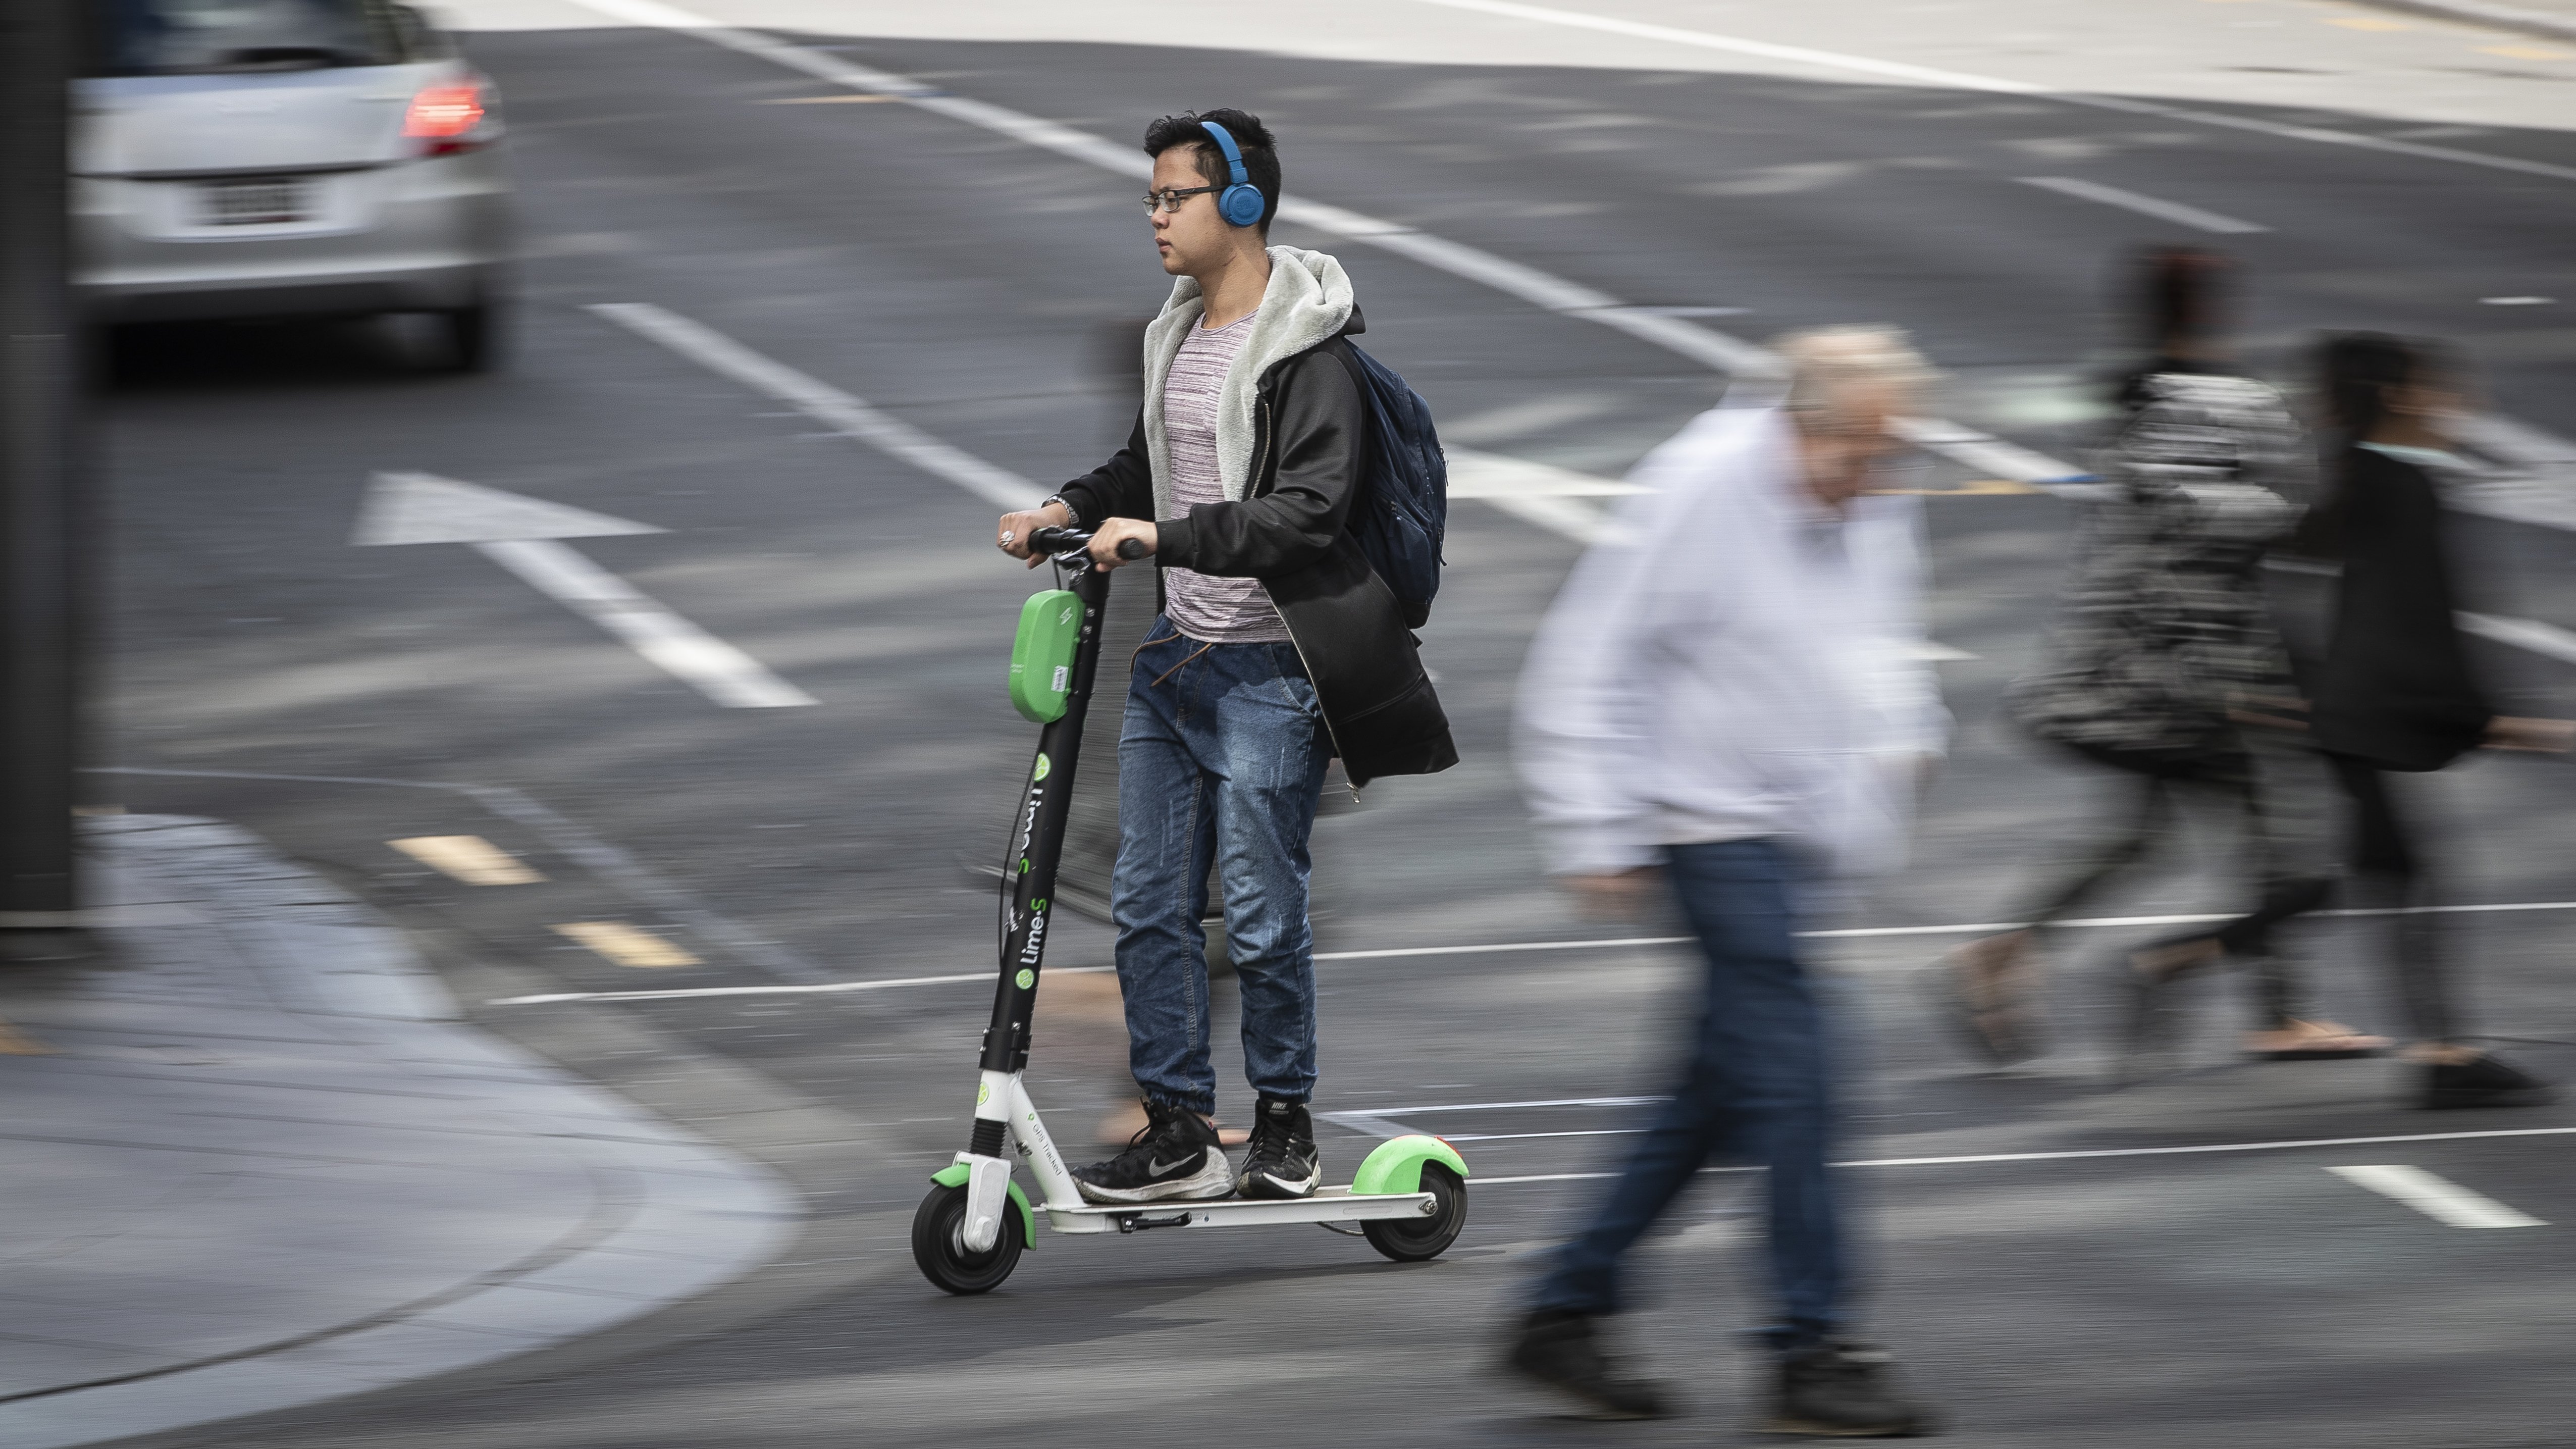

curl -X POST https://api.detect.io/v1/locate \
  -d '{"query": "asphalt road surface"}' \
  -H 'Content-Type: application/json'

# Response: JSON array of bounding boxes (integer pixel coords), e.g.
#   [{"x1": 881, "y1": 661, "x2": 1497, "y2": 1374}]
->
[{"x1": 87, "y1": 1, "x2": 2576, "y2": 1444}]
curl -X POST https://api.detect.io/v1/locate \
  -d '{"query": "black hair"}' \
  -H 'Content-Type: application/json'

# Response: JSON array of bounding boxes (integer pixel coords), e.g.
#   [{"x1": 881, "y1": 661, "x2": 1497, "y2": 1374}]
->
[
  {"x1": 2292, "y1": 331, "x2": 2458, "y2": 562},
  {"x1": 2110, "y1": 245, "x2": 2235, "y2": 409},
  {"x1": 1142, "y1": 109, "x2": 1281, "y2": 234},
  {"x1": 2135, "y1": 244, "x2": 2232, "y2": 352},
  {"x1": 2317, "y1": 330, "x2": 2423, "y2": 444}
]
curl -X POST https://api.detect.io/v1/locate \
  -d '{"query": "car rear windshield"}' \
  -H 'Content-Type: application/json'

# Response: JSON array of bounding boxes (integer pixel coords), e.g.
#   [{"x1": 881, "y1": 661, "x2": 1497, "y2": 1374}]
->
[{"x1": 84, "y1": 0, "x2": 426, "y2": 76}]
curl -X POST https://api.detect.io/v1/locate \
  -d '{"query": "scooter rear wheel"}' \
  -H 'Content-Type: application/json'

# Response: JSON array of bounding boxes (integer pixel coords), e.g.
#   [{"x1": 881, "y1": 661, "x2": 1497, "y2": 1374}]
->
[
  {"x1": 911, "y1": 1183, "x2": 1023, "y2": 1295},
  {"x1": 1361, "y1": 1163, "x2": 1467, "y2": 1263}
]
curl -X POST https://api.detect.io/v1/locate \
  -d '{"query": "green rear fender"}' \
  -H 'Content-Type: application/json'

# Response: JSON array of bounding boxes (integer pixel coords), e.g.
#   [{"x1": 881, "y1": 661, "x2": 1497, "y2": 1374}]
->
[
  {"x1": 1350, "y1": 1134, "x2": 1469, "y2": 1195},
  {"x1": 930, "y1": 1162, "x2": 1037, "y2": 1249}
]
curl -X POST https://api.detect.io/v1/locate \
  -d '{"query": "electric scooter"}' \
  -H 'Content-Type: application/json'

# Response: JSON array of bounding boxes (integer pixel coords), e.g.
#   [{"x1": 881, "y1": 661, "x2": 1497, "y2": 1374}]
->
[{"x1": 911, "y1": 526, "x2": 1469, "y2": 1295}]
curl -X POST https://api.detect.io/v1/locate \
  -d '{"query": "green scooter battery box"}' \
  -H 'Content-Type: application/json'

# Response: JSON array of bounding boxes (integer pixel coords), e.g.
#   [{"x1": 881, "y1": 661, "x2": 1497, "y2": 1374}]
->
[{"x1": 1009, "y1": 589, "x2": 1083, "y2": 722}]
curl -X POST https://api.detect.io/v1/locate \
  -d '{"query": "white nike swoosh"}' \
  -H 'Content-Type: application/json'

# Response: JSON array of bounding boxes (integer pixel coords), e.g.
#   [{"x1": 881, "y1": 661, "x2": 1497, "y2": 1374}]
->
[{"x1": 1147, "y1": 1155, "x2": 1196, "y2": 1177}]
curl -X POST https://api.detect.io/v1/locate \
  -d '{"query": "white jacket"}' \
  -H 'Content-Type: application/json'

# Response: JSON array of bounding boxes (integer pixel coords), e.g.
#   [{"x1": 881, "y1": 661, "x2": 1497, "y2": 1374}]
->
[{"x1": 1515, "y1": 406, "x2": 1947, "y2": 879}]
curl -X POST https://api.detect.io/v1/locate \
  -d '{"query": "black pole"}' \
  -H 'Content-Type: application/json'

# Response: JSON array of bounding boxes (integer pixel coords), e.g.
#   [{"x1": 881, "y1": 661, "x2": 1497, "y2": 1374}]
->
[{"x1": 1, "y1": 0, "x2": 83, "y2": 928}]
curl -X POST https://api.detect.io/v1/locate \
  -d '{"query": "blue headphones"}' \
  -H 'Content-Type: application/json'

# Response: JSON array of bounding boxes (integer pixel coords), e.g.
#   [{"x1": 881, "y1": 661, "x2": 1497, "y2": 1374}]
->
[{"x1": 1197, "y1": 120, "x2": 1268, "y2": 228}]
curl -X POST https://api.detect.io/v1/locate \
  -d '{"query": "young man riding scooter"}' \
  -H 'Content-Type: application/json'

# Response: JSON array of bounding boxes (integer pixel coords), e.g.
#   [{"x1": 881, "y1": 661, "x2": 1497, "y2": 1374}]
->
[{"x1": 993, "y1": 111, "x2": 1455, "y2": 1205}]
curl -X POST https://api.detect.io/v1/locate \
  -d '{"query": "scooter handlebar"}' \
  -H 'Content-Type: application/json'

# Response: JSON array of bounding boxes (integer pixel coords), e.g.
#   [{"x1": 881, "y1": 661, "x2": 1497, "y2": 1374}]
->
[{"x1": 1026, "y1": 526, "x2": 1146, "y2": 561}]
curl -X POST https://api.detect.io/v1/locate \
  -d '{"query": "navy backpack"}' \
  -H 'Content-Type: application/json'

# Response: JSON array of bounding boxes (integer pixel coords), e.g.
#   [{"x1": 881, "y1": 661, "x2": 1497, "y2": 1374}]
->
[{"x1": 1340, "y1": 343, "x2": 1447, "y2": 629}]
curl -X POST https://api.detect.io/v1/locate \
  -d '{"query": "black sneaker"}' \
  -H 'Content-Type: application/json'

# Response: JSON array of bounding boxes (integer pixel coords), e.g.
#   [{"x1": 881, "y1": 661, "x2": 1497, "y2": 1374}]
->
[
  {"x1": 1235, "y1": 1096, "x2": 1322, "y2": 1199},
  {"x1": 1501, "y1": 1310, "x2": 1672, "y2": 1420},
  {"x1": 1768, "y1": 1338, "x2": 1937, "y2": 1437},
  {"x1": 1071, "y1": 1099, "x2": 1233, "y2": 1204},
  {"x1": 2423, "y1": 1053, "x2": 2559, "y2": 1110}
]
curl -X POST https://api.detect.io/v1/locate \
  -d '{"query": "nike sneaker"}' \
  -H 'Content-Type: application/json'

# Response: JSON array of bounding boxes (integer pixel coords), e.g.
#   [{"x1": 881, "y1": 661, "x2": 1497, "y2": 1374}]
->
[
  {"x1": 1071, "y1": 1098, "x2": 1233, "y2": 1204},
  {"x1": 1234, "y1": 1096, "x2": 1322, "y2": 1200}
]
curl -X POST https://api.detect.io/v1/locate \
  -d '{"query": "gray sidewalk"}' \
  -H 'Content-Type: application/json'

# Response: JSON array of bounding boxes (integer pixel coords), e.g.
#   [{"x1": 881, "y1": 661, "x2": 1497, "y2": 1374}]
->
[{"x1": 0, "y1": 816, "x2": 799, "y2": 1448}]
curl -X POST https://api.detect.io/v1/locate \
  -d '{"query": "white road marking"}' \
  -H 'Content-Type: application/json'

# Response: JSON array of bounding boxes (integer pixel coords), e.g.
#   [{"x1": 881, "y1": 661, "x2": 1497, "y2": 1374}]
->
[
  {"x1": 490, "y1": 964, "x2": 1114, "y2": 1005},
  {"x1": 572, "y1": 0, "x2": 2576, "y2": 566},
  {"x1": 485, "y1": 896, "x2": 2576, "y2": 1004},
  {"x1": 2447, "y1": 414, "x2": 2576, "y2": 531},
  {"x1": 1338, "y1": 1095, "x2": 1665, "y2": 1117},
  {"x1": 1442, "y1": 1128, "x2": 1643, "y2": 1142},
  {"x1": 588, "y1": 301, "x2": 1044, "y2": 511},
  {"x1": 1444, "y1": 449, "x2": 1647, "y2": 500},
  {"x1": 1400, "y1": 0, "x2": 2576, "y2": 186},
  {"x1": 2016, "y1": 176, "x2": 2270, "y2": 234},
  {"x1": 2459, "y1": 612, "x2": 2576, "y2": 666},
  {"x1": 1401, "y1": 1129, "x2": 2576, "y2": 1189},
  {"x1": 476, "y1": 537, "x2": 819, "y2": 708},
  {"x1": 354, "y1": 471, "x2": 666, "y2": 546},
  {"x1": 2328, "y1": 1164, "x2": 2547, "y2": 1228},
  {"x1": 555, "y1": 0, "x2": 2098, "y2": 489},
  {"x1": 355, "y1": 473, "x2": 815, "y2": 709}
]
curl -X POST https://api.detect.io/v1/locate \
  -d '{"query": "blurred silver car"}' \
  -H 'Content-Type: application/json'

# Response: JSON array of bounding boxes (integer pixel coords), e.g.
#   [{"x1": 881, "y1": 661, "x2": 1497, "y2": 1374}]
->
[{"x1": 75, "y1": 0, "x2": 512, "y2": 369}]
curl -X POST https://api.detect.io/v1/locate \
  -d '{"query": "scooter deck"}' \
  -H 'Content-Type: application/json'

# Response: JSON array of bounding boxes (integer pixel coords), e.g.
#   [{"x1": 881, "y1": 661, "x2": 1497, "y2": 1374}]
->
[{"x1": 1040, "y1": 1185, "x2": 1439, "y2": 1234}]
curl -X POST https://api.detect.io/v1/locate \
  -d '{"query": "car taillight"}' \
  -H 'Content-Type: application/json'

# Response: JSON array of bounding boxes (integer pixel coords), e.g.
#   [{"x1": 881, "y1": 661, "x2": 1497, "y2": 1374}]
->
[{"x1": 402, "y1": 81, "x2": 487, "y2": 154}]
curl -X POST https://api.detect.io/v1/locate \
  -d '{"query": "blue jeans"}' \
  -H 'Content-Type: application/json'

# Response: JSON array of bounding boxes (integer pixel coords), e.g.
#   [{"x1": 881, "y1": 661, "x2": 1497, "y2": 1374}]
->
[
  {"x1": 1110, "y1": 618, "x2": 1331, "y2": 1115},
  {"x1": 1532, "y1": 838, "x2": 1845, "y2": 1353}
]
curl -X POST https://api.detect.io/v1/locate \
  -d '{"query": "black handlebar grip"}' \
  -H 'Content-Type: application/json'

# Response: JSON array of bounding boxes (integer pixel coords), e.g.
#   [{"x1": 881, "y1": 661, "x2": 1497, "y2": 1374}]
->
[
  {"x1": 1116, "y1": 538, "x2": 1148, "y2": 561},
  {"x1": 1025, "y1": 526, "x2": 1085, "y2": 554}
]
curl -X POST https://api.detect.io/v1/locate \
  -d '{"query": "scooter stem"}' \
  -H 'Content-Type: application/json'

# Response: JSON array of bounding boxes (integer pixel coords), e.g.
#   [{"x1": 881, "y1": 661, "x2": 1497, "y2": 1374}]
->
[{"x1": 971, "y1": 558, "x2": 1112, "y2": 1142}]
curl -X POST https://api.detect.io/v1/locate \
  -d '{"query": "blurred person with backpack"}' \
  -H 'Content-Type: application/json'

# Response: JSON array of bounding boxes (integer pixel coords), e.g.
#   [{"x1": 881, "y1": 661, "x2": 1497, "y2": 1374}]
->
[
  {"x1": 1502, "y1": 328, "x2": 1946, "y2": 1436},
  {"x1": 1939, "y1": 247, "x2": 2370, "y2": 1071},
  {"x1": 994, "y1": 109, "x2": 1454, "y2": 1205},
  {"x1": 2295, "y1": 333, "x2": 2570, "y2": 1108}
]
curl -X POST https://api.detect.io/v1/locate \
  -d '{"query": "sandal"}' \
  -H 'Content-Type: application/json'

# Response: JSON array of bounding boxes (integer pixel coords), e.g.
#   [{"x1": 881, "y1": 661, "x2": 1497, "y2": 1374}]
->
[
  {"x1": 1932, "y1": 934, "x2": 2039, "y2": 1066},
  {"x1": 2245, "y1": 1019, "x2": 2390, "y2": 1061}
]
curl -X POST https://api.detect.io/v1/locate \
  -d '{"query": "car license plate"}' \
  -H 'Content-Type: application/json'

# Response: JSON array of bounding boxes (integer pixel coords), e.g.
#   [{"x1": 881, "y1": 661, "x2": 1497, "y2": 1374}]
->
[{"x1": 200, "y1": 176, "x2": 310, "y2": 226}]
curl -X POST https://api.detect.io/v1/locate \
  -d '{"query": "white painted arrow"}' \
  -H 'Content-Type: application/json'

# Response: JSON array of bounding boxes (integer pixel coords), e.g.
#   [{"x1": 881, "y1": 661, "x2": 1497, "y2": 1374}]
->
[{"x1": 355, "y1": 472, "x2": 816, "y2": 709}]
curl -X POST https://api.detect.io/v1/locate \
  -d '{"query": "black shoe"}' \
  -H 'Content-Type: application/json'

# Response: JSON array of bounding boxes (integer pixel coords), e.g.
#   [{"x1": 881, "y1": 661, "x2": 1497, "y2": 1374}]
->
[
  {"x1": 1235, "y1": 1095, "x2": 1322, "y2": 1200},
  {"x1": 2422, "y1": 1053, "x2": 2558, "y2": 1110},
  {"x1": 1071, "y1": 1099, "x2": 1232, "y2": 1204},
  {"x1": 1501, "y1": 1310, "x2": 1672, "y2": 1420},
  {"x1": 1767, "y1": 1338, "x2": 1937, "y2": 1437}
]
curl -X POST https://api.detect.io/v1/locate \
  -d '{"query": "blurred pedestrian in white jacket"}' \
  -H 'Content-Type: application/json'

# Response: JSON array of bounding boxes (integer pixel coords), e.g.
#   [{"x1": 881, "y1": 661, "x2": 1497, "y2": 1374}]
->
[
  {"x1": 1501, "y1": 328, "x2": 1945, "y2": 1437},
  {"x1": 1516, "y1": 340, "x2": 1948, "y2": 892}
]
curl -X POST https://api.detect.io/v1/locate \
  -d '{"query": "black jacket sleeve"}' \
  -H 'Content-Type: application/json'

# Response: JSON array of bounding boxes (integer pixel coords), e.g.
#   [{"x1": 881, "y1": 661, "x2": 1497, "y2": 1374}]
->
[
  {"x1": 1056, "y1": 410, "x2": 1153, "y2": 528},
  {"x1": 1154, "y1": 347, "x2": 1365, "y2": 579}
]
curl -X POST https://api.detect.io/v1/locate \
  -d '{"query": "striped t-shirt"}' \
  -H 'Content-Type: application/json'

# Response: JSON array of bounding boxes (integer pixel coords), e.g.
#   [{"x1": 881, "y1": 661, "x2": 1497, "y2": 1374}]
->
[{"x1": 1162, "y1": 312, "x2": 1290, "y2": 644}]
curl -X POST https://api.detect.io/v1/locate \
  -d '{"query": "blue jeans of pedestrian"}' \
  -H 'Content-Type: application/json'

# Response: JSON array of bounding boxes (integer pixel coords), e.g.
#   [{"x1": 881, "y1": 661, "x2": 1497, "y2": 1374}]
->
[
  {"x1": 1531, "y1": 837, "x2": 1844, "y2": 1353},
  {"x1": 1111, "y1": 618, "x2": 1331, "y2": 1116}
]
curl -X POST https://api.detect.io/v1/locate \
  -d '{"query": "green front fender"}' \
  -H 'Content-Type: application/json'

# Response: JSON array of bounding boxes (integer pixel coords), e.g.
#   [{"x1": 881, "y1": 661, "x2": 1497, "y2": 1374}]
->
[
  {"x1": 931, "y1": 1162, "x2": 1037, "y2": 1249},
  {"x1": 1350, "y1": 1134, "x2": 1469, "y2": 1195}
]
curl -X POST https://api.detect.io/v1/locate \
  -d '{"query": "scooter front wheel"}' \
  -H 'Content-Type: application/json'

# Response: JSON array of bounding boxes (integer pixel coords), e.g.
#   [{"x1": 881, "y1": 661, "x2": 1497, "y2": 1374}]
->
[
  {"x1": 911, "y1": 1183, "x2": 1023, "y2": 1295},
  {"x1": 1361, "y1": 1163, "x2": 1467, "y2": 1263}
]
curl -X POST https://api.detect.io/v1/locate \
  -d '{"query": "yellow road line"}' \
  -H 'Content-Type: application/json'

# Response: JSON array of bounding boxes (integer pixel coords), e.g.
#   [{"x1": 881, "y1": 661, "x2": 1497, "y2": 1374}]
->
[
  {"x1": 2484, "y1": 44, "x2": 2570, "y2": 60},
  {"x1": 391, "y1": 836, "x2": 548, "y2": 886},
  {"x1": 552, "y1": 921, "x2": 702, "y2": 969},
  {"x1": 0, "y1": 1018, "x2": 58, "y2": 1055}
]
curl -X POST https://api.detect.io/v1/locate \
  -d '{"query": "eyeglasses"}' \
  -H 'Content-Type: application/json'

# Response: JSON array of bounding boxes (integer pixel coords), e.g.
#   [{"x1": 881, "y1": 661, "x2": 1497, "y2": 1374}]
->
[{"x1": 1140, "y1": 185, "x2": 1220, "y2": 215}]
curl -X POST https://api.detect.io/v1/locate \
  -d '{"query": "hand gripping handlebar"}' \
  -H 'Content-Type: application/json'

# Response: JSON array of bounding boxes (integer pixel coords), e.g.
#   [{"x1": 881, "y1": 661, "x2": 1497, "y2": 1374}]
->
[{"x1": 1026, "y1": 526, "x2": 1147, "y2": 564}]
